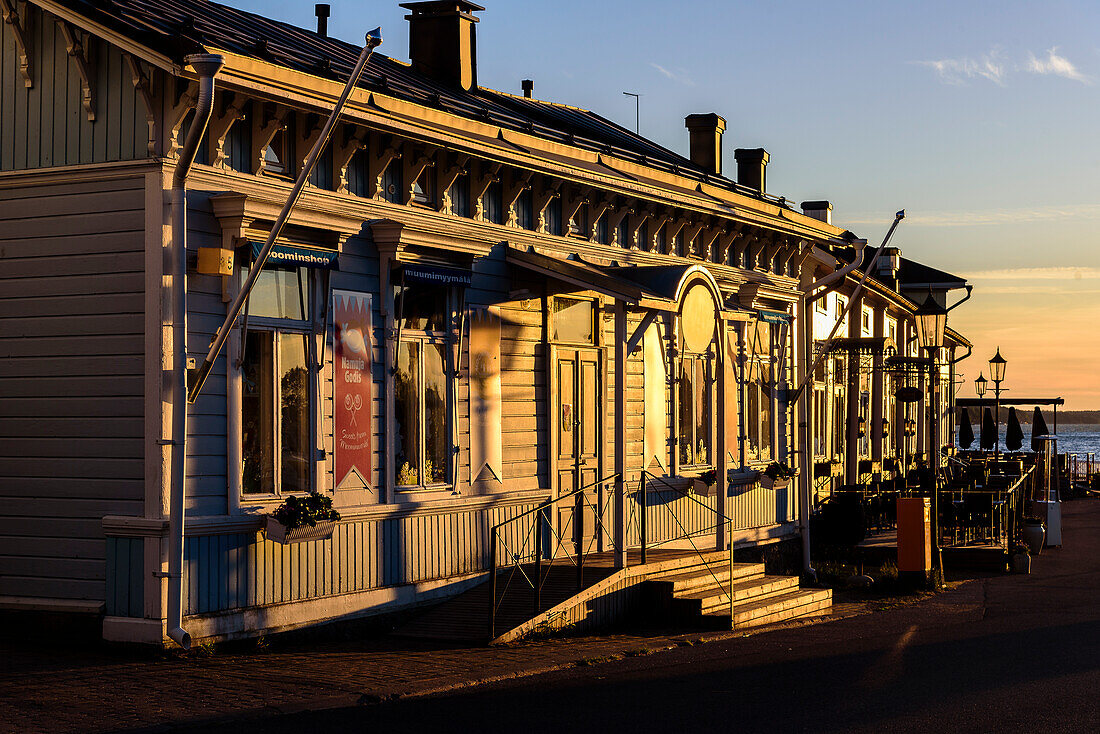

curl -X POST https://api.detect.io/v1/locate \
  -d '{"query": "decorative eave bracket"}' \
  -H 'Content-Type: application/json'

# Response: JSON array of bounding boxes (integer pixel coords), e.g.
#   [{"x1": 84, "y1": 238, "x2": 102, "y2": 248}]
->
[
  {"x1": 0, "y1": 0, "x2": 32, "y2": 88},
  {"x1": 57, "y1": 20, "x2": 95, "y2": 121},
  {"x1": 124, "y1": 53, "x2": 156, "y2": 155}
]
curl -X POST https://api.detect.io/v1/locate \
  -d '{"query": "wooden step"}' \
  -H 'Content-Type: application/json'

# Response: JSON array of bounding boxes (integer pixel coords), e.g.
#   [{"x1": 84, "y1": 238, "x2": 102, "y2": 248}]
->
[
  {"x1": 681, "y1": 575, "x2": 802, "y2": 615},
  {"x1": 650, "y1": 562, "x2": 764, "y2": 596},
  {"x1": 706, "y1": 588, "x2": 833, "y2": 629}
]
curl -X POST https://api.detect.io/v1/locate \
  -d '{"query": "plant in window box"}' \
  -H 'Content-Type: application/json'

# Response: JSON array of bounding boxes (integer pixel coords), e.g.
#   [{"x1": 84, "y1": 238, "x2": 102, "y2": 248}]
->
[
  {"x1": 760, "y1": 461, "x2": 796, "y2": 490},
  {"x1": 264, "y1": 491, "x2": 341, "y2": 544},
  {"x1": 692, "y1": 468, "x2": 719, "y2": 497},
  {"x1": 814, "y1": 458, "x2": 841, "y2": 479}
]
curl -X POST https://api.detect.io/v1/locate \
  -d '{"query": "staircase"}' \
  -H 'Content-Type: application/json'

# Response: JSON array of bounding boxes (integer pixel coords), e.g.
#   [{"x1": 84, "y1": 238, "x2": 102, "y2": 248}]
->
[{"x1": 648, "y1": 556, "x2": 833, "y2": 630}]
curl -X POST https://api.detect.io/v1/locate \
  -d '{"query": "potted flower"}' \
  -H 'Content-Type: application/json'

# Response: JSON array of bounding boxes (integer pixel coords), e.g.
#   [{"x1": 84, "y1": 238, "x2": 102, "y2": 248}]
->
[
  {"x1": 1010, "y1": 542, "x2": 1031, "y2": 574},
  {"x1": 760, "y1": 461, "x2": 796, "y2": 490},
  {"x1": 1021, "y1": 515, "x2": 1045, "y2": 556},
  {"x1": 265, "y1": 491, "x2": 341, "y2": 544},
  {"x1": 692, "y1": 468, "x2": 719, "y2": 497}
]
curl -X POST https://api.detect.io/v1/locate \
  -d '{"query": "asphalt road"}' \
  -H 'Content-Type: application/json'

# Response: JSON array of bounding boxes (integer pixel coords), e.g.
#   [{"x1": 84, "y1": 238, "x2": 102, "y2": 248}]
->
[{"x1": 195, "y1": 500, "x2": 1100, "y2": 734}]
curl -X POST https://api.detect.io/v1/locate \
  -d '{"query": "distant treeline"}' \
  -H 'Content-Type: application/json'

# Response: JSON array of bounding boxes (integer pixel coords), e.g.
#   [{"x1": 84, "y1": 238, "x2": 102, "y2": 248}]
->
[{"x1": 959, "y1": 408, "x2": 1099, "y2": 425}]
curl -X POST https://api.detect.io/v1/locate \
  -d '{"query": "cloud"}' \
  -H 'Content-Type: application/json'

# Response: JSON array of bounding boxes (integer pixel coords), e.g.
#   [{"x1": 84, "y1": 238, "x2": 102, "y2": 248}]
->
[
  {"x1": 1025, "y1": 47, "x2": 1090, "y2": 83},
  {"x1": 649, "y1": 62, "x2": 696, "y2": 87},
  {"x1": 842, "y1": 203, "x2": 1100, "y2": 227},
  {"x1": 916, "y1": 50, "x2": 1006, "y2": 85},
  {"x1": 964, "y1": 266, "x2": 1100, "y2": 281}
]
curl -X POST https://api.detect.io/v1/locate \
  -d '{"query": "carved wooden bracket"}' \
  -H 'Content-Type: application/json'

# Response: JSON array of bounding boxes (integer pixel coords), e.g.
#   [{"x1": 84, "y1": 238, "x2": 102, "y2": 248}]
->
[
  {"x1": 436, "y1": 153, "x2": 470, "y2": 213},
  {"x1": 531, "y1": 179, "x2": 561, "y2": 233},
  {"x1": 403, "y1": 152, "x2": 434, "y2": 205},
  {"x1": 624, "y1": 211, "x2": 649, "y2": 250},
  {"x1": 333, "y1": 126, "x2": 367, "y2": 194},
  {"x1": 252, "y1": 105, "x2": 288, "y2": 174},
  {"x1": 680, "y1": 222, "x2": 704, "y2": 259},
  {"x1": 502, "y1": 169, "x2": 533, "y2": 227},
  {"x1": 716, "y1": 224, "x2": 743, "y2": 265},
  {"x1": 696, "y1": 226, "x2": 722, "y2": 262},
  {"x1": 0, "y1": 0, "x2": 32, "y2": 88},
  {"x1": 123, "y1": 54, "x2": 156, "y2": 155},
  {"x1": 587, "y1": 198, "x2": 613, "y2": 241},
  {"x1": 665, "y1": 219, "x2": 688, "y2": 256},
  {"x1": 470, "y1": 161, "x2": 501, "y2": 219},
  {"x1": 57, "y1": 21, "x2": 95, "y2": 121},
  {"x1": 368, "y1": 133, "x2": 402, "y2": 200},
  {"x1": 606, "y1": 206, "x2": 632, "y2": 247},
  {"x1": 166, "y1": 81, "x2": 198, "y2": 159},
  {"x1": 208, "y1": 92, "x2": 246, "y2": 169}
]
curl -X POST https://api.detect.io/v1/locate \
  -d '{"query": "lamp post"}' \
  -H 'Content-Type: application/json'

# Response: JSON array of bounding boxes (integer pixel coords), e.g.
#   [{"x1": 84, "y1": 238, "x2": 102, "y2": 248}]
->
[
  {"x1": 989, "y1": 349, "x2": 1007, "y2": 462},
  {"x1": 916, "y1": 291, "x2": 948, "y2": 577}
]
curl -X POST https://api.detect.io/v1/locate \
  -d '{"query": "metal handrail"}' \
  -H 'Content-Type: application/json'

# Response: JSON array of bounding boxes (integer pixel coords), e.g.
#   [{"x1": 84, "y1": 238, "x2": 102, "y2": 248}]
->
[{"x1": 489, "y1": 472, "x2": 620, "y2": 641}]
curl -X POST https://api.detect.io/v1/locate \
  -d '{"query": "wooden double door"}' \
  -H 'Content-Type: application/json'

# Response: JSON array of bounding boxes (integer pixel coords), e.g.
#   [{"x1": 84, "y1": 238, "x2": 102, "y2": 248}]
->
[{"x1": 554, "y1": 347, "x2": 602, "y2": 555}]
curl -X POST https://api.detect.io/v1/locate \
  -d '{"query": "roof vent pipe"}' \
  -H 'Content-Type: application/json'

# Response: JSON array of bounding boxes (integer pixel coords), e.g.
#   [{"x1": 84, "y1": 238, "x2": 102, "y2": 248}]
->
[
  {"x1": 734, "y1": 148, "x2": 769, "y2": 192},
  {"x1": 168, "y1": 53, "x2": 223, "y2": 650},
  {"x1": 316, "y1": 4, "x2": 330, "y2": 36},
  {"x1": 521, "y1": 78, "x2": 533, "y2": 98}
]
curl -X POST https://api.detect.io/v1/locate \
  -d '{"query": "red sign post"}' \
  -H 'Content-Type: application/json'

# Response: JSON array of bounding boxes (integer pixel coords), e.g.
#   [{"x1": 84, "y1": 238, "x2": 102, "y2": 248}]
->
[{"x1": 333, "y1": 290, "x2": 372, "y2": 490}]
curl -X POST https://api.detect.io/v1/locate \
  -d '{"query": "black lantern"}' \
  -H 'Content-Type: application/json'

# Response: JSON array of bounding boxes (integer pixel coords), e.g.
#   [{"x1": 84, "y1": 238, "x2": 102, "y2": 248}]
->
[
  {"x1": 915, "y1": 290, "x2": 948, "y2": 351},
  {"x1": 975, "y1": 372, "x2": 987, "y2": 398},
  {"x1": 989, "y1": 349, "x2": 1007, "y2": 384}
]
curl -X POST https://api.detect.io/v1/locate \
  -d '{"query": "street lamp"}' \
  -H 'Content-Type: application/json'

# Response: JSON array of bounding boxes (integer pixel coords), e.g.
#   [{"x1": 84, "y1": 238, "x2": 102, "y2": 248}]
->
[
  {"x1": 989, "y1": 349, "x2": 1007, "y2": 461},
  {"x1": 915, "y1": 291, "x2": 948, "y2": 579},
  {"x1": 975, "y1": 372, "x2": 987, "y2": 398}
]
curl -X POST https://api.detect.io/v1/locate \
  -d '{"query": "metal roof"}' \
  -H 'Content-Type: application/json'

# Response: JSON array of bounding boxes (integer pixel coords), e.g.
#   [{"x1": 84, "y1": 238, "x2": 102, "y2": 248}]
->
[{"x1": 42, "y1": 0, "x2": 788, "y2": 205}]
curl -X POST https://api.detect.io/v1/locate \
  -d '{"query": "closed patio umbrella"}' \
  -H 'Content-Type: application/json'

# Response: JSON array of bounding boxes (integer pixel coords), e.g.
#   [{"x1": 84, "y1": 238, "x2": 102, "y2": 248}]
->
[
  {"x1": 958, "y1": 407, "x2": 974, "y2": 449},
  {"x1": 980, "y1": 407, "x2": 996, "y2": 451},
  {"x1": 1031, "y1": 407, "x2": 1050, "y2": 452},
  {"x1": 1006, "y1": 407, "x2": 1024, "y2": 452}
]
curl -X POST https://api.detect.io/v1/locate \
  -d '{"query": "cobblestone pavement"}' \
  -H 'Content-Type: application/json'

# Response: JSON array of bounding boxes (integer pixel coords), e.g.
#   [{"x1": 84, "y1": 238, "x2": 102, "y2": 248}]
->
[{"x1": 0, "y1": 597, "x2": 874, "y2": 734}]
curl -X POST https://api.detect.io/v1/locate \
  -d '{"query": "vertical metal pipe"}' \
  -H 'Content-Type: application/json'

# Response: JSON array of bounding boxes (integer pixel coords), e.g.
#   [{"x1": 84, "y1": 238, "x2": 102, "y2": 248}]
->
[
  {"x1": 488, "y1": 530, "x2": 497, "y2": 642},
  {"x1": 576, "y1": 490, "x2": 585, "y2": 591},
  {"x1": 166, "y1": 53, "x2": 223, "y2": 650},
  {"x1": 534, "y1": 504, "x2": 543, "y2": 615}
]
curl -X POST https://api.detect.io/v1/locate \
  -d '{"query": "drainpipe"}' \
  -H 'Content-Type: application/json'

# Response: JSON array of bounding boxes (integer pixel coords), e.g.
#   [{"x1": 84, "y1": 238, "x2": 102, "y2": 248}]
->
[{"x1": 167, "y1": 53, "x2": 224, "y2": 650}]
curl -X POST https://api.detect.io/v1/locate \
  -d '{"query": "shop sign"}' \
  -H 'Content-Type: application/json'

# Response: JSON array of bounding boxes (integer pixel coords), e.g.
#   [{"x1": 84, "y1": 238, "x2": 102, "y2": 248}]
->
[
  {"x1": 333, "y1": 290, "x2": 372, "y2": 490},
  {"x1": 401, "y1": 263, "x2": 473, "y2": 287},
  {"x1": 250, "y1": 241, "x2": 339, "y2": 270}
]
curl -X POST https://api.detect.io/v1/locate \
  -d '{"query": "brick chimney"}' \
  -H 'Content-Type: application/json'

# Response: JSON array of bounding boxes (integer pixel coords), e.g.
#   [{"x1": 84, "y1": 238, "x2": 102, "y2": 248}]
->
[
  {"x1": 401, "y1": 1, "x2": 483, "y2": 91},
  {"x1": 801, "y1": 200, "x2": 832, "y2": 224},
  {"x1": 684, "y1": 113, "x2": 726, "y2": 175},
  {"x1": 734, "y1": 148, "x2": 769, "y2": 192}
]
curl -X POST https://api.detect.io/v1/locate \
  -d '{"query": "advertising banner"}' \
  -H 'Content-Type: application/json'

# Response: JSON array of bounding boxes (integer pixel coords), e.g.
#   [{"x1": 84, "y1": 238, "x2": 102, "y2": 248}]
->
[{"x1": 333, "y1": 290, "x2": 372, "y2": 490}]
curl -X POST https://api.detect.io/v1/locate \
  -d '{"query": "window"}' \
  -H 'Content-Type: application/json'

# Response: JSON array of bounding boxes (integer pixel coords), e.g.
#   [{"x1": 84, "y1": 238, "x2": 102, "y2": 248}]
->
[
  {"x1": 482, "y1": 180, "x2": 504, "y2": 224},
  {"x1": 448, "y1": 174, "x2": 470, "y2": 217},
  {"x1": 678, "y1": 355, "x2": 711, "y2": 467},
  {"x1": 393, "y1": 280, "x2": 454, "y2": 489},
  {"x1": 636, "y1": 220, "x2": 649, "y2": 250},
  {"x1": 813, "y1": 387, "x2": 827, "y2": 457},
  {"x1": 226, "y1": 102, "x2": 251, "y2": 173},
  {"x1": 382, "y1": 159, "x2": 403, "y2": 204},
  {"x1": 674, "y1": 230, "x2": 685, "y2": 257},
  {"x1": 411, "y1": 167, "x2": 434, "y2": 206},
  {"x1": 262, "y1": 115, "x2": 292, "y2": 177},
  {"x1": 308, "y1": 145, "x2": 333, "y2": 190},
  {"x1": 347, "y1": 149, "x2": 369, "y2": 197},
  {"x1": 516, "y1": 189, "x2": 534, "y2": 230},
  {"x1": 594, "y1": 212, "x2": 609, "y2": 245},
  {"x1": 744, "y1": 320, "x2": 774, "y2": 461},
  {"x1": 545, "y1": 196, "x2": 562, "y2": 235},
  {"x1": 616, "y1": 217, "x2": 629, "y2": 248},
  {"x1": 815, "y1": 293, "x2": 828, "y2": 314},
  {"x1": 241, "y1": 265, "x2": 314, "y2": 496},
  {"x1": 551, "y1": 297, "x2": 594, "y2": 344}
]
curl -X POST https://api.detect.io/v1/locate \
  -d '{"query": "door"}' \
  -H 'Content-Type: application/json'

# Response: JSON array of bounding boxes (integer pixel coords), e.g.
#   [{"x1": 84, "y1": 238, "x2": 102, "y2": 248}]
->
[{"x1": 555, "y1": 347, "x2": 601, "y2": 556}]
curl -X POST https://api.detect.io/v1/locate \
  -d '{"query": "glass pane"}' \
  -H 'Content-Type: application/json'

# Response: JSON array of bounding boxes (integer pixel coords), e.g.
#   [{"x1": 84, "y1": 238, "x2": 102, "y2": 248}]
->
[
  {"x1": 242, "y1": 331, "x2": 275, "y2": 494},
  {"x1": 424, "y1": 342, "x2": 448, "y2": 484},
  {"x1": 679, "y1": 362, "x2": 694, "y2": 465},
  {"x1": 747, "y1": 379, "x2": 760, "y2": 456},
  {"x1": 694, "y1": 359, "x2": 710, "y2": 465},
  {"x1": 551, "y1": 298, "x2": 593, "y2": 344},
  {"x1": 395, "y1": 283, "x2": 448, "y2": 332},
  {"x1": 247, "y1": 267, "x2": 309, "y2": 321},
  {"x1": 759, "y1": 362, "x2": 773, "y2": 461},
  {"x1": 394, "y1": 341, "x2": 420, "y2": 486},
  {"x1": 280, "y1": 334, "x2": 311, "y2": 494},
  {"x1": 263, "y1": 129, "x2": 285, "y2": 174}
]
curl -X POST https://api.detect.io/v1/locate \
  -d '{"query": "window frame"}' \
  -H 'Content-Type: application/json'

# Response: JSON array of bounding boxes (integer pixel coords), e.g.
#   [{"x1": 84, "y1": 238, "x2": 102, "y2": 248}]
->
[{"x1": 677, "y1": 350, "x2": 714, "y2": 471}]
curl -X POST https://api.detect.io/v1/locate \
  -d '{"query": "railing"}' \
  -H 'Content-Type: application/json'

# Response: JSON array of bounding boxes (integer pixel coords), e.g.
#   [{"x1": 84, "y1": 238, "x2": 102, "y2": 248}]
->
[
  {"x1": 488, "y1": 473, "x2": 619, "y2": 641},
  {"x1": 1065, "y1": 452, "x2": 1095, "y2": 487},
  {"x1": 939, "y1": 463, "x2": 1035, "y2": 551},
  {"x1": 638, "y1": 469, "x2": 735, "y2": 621}
]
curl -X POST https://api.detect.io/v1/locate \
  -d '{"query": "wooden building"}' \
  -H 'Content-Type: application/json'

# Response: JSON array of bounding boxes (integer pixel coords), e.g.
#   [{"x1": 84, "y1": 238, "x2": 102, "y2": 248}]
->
[{"x1": 0, "y1": 0, "x2": 969, "y2": 644}]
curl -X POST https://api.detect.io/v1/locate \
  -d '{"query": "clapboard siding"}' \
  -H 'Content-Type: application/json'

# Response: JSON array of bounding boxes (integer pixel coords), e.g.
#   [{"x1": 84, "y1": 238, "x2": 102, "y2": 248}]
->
[
  {"x1": 0, "y1": 174, "x2": 146, "y2": 603},
  {"x1": 163, "y1": 502, "x2": 539, "y2": 617},
  {"x1": 0, "y1": 4, "x2": 149, "y2": 172}
]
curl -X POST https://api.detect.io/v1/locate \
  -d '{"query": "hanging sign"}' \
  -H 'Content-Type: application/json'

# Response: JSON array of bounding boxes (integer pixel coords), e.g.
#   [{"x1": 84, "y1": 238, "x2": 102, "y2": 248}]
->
[
  {"x1": 333, "y1": 290, "x2": 373, "y2": 490},
  {"x1": 469, "y1": 306, "x2": 503, "y2": 483},
  {"x1": 250, "y1": 241, "x2": 339, "y2": 270},
  {"x1": 400, "y1": 263, "x2": 472, "y2": 287}
]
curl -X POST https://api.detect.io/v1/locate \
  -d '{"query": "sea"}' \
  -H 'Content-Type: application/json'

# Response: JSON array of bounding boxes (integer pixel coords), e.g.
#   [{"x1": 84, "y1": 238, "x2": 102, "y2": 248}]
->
[{"x1": 956, "y1": 423, "x2": 1100, "y2": 458}]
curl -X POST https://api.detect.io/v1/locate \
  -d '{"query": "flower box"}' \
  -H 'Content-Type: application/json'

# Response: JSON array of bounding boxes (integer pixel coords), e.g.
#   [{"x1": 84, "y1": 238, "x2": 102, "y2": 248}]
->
[
  {"x1": 759, "y1": 475, "x2": 790, "y2": 491},
  {"x1": 264, "y1": 516, "x2": 337, "y2": 545}
]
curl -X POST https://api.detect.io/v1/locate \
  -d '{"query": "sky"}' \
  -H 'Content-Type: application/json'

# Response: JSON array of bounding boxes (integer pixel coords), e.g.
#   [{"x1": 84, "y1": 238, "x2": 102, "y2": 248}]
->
[{"x1": 235, "y1": 0, "x2": 1100, "y2": 409}]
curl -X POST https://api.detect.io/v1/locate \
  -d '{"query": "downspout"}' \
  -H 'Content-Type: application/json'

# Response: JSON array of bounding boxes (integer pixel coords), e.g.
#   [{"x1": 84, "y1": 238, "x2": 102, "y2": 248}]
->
[{"x1": 167, "y1": 54, "x2": 224, "y2": 650}]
